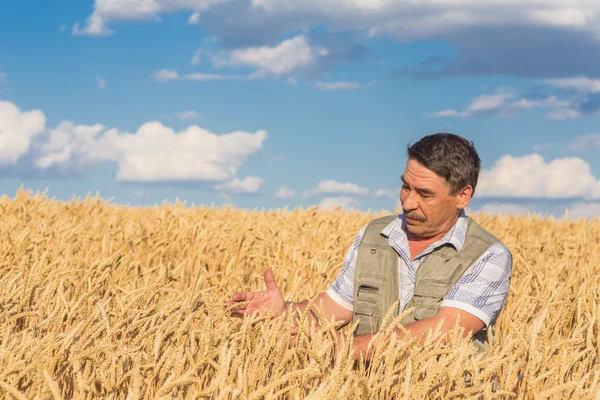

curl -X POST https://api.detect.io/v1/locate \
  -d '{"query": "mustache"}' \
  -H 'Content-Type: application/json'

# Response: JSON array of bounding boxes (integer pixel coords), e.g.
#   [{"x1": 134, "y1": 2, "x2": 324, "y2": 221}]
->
[{"x1": 403, "y1": 210, "x2": 426, "y2": 222}]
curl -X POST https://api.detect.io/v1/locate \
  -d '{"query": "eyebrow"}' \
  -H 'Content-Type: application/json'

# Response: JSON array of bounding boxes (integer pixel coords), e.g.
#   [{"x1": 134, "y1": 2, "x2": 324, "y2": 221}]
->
[{"x1": 400, "y1": 175, "x2": 435, "y2": 196}]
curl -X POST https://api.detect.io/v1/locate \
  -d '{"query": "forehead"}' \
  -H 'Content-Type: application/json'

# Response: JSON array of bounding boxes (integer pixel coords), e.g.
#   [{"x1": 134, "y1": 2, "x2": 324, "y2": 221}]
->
[{"x1": 402, "y1": 159, "x2": 448, "y2": 188}]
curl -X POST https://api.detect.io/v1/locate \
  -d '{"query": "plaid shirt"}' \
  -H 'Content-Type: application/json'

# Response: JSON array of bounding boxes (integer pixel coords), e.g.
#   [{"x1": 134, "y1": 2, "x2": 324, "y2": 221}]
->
[{"x1": 325, "y1": 210, "x2": 512, "y2": 326}]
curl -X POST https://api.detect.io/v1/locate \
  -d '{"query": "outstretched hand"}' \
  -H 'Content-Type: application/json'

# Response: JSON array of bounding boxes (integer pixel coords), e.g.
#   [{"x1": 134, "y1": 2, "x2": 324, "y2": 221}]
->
[{"x1": 225, "y1": 268, "x2": 286, "y2": 318}]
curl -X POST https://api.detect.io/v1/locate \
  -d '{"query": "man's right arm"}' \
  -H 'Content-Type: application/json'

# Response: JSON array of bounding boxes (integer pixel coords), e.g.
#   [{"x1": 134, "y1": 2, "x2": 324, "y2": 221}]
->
[
  {"x1": 284, "y1": 224, "x2": 368, "y2": 330},
  {"x1": 284, "y1": 292, "x2": 354, "y2": 329}
]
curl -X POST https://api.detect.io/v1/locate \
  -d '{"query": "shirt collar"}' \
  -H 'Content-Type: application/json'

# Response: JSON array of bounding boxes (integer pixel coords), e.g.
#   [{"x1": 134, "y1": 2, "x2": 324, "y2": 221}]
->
[{"x1": 380, "y1": 209, "x2": 468, "y2": 254}]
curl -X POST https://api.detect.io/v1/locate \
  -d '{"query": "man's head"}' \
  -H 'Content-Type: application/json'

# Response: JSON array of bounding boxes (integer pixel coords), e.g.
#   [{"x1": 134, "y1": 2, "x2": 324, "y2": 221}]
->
[{"x1": 400, "y1": 133, "x2": 480, "y2": 239}]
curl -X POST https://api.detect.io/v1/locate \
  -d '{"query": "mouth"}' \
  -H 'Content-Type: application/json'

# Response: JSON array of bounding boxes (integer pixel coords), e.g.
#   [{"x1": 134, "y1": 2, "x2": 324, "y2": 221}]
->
[
  {"x1": 405, "y1": 216, "x2": 419, "y2": 224},
  {"x1": 404, "y1": 214, "x2": 425, "y2": 224}
]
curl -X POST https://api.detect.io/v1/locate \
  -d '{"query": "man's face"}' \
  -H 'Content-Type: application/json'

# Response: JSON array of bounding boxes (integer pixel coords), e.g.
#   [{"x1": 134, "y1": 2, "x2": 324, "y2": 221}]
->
[{"x1": 400, "y1": 159, "x2": 467, "y2": 238}]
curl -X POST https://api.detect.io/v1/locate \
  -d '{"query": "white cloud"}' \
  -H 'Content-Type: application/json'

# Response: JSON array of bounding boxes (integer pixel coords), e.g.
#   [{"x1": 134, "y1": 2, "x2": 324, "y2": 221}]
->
[
  {"x1": 276, "y1": 186, "x2": 296, "y2": 199},
  {"x1": 468, "y1": 203, "x2": 534, "y2": 216},
  {"x1": 544, "y1": 77, "x2": 600, "y2": 93},
  {"x1": 36, "y1": 120, "x2": 268, "y2": 183},
  {"x1": 546, "y1": 108, "x2": 581, "y2": 120},
  {"x1": 76, "y1": 1, "x2": 600, "y2": 40},
  {"x1": 214, "y1": 176, "x2": 264, "y2": 194},
  {"x1": 212, "y1": 35, "x2": 328, "y2": 76},
  {"x1": 154, "y1": 69, "x2": 180, "y2": 82},
  {"x1": 96, "y1": 75, "x2": 106, "y2": 91},
  {"x1": 477, "y1": 153, "x2": 600, "y2": 200},
  {"x1": 373, "y1": 188, "x2": 398, "y2": 198},
  {"x1": 0, "y1": 101, "x2": 46, "y2": 166},
  {"x1": 432, "y1": 109, "x2": 461, "y2": 117},
  {"x1": 593, "y1": 182, "x2": 600, "y2": 199},
  {"x1": 318, "y1": 196, "x2": 360, "y2": 211},
  {"x1": 312, "y1": 81, "x2": 362, "y2": 91},
  {"x1": 73, "y1": 11, "x2": 114, "y2": 36},
  {"x1": 305, "y1": 179, "x2": 370, "y2": 198},
  {"x1": 469, "y1": 201, "x2": 600, "y2": 220},
  {"x1": 532, "y1": 143, "x2": 555, "y2": 152},
  {"x1": 175, "y1": 111, "x2": 199, "y2": 120},
  {"x1": 509, "y1": 96, "x2": 571, "y2": 111},
  {"x1": 569, "y1": 134, "x2": 600, "y2": 150},
  {"x1": 432, "y1": 89, "x2": 576, "y2": 119},
  {"x1": 188, "y1": 11, "x2": 201, "y2": 24},
  {"x1": 468, "y1": 92, "x2": 514, "y2": 114},
  {"x1": 190, "y1": 49, "x2": 203, "y2": 66},
  {"x1": 432, "y1": 91, "x2": 515, "y2": 118},
  {"x1": 35, "y1": 121, "x2": 106, "y2": 169},
  {"x1": 566, "y1": 202, "x2": 600, "y2": 219},
  {"x1": 184, "y1": 72, "x2": 251, "y2": 81}
]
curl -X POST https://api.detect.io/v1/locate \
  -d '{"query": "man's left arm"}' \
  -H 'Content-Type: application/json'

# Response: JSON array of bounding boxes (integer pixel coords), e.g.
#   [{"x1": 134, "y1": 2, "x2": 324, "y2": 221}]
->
[{"x1": 348, "y1": 242, "x2": 513, "y2": 361}]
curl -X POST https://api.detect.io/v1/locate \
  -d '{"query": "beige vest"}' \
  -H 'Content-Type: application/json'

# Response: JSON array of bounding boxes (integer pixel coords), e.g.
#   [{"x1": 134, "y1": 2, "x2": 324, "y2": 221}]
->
[{"x1": 351, "y1": 214, "x2": 501, "y2": 352}]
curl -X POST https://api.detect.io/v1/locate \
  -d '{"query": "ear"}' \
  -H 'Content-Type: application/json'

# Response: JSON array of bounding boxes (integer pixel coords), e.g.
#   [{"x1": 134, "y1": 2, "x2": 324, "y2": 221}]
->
[{"x1": 455, "y1": 185, "x2": 473, "y2": 209}]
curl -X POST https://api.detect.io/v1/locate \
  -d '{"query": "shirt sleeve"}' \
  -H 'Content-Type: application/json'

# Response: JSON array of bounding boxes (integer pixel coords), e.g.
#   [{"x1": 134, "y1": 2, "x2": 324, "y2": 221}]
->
[
  {"x1": 324, "y1": 225, "x2": 367, "y2": 311},
  {"x1": 440, "y1": 242, "x2": 513, "y2": 327}
]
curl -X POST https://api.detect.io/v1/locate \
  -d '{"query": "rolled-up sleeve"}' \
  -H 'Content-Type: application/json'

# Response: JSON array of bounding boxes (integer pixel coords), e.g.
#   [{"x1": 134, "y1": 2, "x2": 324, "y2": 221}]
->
[
  {"x1": 325, "y1": 225, "x2": 367, "y2": 311},
  {"x1": 441, "y1": 242, "x2": 513, "y2": 326}
]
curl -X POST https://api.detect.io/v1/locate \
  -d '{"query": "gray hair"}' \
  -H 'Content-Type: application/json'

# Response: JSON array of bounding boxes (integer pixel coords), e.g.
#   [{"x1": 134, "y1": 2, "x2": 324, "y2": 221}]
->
[{"x1": 407, "y1": 133, "x2": 481, "y2": 196}]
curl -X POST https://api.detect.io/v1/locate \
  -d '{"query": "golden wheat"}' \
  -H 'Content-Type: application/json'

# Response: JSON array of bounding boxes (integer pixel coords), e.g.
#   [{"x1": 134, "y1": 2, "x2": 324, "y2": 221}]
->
[{"x1": 0, "y1": 186, "x2": 598, "y2": 399}]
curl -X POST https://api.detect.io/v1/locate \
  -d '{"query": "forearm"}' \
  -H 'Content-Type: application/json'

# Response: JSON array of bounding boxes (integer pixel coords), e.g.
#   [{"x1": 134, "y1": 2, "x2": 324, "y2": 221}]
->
[
  {"x1": 284, "y1": 299, "x2": 322, "y2": 330},
  {"x1": 349, "y1": 317, "x2": 453, "y2": 361}
]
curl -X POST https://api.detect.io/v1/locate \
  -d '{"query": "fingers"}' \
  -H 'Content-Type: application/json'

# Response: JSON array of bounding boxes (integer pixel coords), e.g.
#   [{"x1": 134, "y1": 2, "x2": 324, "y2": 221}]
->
[
  {"x1": 231, "y1": 291, "x2": 255, "y2": 302},
  {"x1": 225, "y1": 301, "x2": 248, "y2": 310},
  {"x1": 230, "y1": 307, "x2": 262, "y2": 319},
  {"x1": 264, "y1": 268, "x2": 280, "y2": 292}
]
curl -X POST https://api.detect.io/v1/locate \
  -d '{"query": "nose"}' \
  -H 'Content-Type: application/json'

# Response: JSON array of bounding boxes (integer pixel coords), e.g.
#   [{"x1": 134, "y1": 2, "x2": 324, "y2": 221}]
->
[{"x1": 401, "y1": 189, "x2": 418, "y2": 211}]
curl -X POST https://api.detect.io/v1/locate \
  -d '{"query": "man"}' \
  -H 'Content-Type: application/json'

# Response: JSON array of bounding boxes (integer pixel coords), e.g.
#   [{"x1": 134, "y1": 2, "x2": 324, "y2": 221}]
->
[{"x1": 225, "y1": 133, "x2": 512, "y2": 361}]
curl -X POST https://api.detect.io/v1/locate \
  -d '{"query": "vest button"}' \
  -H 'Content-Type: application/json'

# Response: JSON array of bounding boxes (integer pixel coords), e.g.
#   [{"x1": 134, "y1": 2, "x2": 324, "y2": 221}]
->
[{"x1": 370, "y1": 248, "x2": 377, "y2": 254}]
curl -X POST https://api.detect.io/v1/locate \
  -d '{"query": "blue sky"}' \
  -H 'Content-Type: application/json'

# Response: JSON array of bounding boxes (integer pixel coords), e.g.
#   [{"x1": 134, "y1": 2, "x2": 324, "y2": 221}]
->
[{"x1": 1, "y1": 0, "x2": 600, "y2": 218}]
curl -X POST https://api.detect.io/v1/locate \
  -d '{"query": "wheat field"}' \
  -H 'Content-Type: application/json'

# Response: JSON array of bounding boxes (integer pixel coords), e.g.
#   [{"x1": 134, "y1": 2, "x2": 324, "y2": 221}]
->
[{"x1": 0, "y1": 187, "x2": 598, "y2": 399}]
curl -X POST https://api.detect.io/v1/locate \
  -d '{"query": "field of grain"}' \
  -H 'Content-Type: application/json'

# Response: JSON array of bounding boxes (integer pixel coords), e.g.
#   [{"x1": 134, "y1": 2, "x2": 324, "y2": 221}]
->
[{"x1": 0, "y1": 187, "x2": 598, "y2": 399}]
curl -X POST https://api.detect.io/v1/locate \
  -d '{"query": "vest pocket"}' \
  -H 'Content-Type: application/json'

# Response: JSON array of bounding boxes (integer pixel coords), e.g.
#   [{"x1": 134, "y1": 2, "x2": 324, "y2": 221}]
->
[
  {"x1": 354, "y1": 278, "x2": 385, "y2": 335},
  {"x1": 353, "y1": 299, "x2": 380, "y2": 335},
  {"x1": 412, "y1": 279, "x2": 450, "y2": 320}
]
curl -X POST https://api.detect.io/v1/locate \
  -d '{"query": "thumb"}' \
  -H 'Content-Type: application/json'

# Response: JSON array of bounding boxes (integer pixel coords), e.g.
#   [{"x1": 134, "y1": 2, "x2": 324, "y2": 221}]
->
[{"x1": 264, "y1": 268, "x2": 280, "y2": 292}]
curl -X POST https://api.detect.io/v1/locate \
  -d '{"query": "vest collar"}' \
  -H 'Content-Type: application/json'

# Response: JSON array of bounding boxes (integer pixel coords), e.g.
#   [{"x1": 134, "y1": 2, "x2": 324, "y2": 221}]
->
[{"x1": 380, "y1": 209, "x2": 468, "y2": 259}]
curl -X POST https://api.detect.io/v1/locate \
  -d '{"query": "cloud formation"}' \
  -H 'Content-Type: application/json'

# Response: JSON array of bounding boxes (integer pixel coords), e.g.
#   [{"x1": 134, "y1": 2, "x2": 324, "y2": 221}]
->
[
  {"x1": 312, "y1": 81, "x2": 375, "y2": 91},
  {"x1": 0, "y1": 101, "x2": 46, "y2": 167},
  {"x1": 304, "y1": 180, "x2": 370, "y2": 198},
  {"x1": 0, "y1": 100, "x2": 267, "y2": 188},
  {"x1": 37, "y1": 121, "x2": 267, "y2": 183},
  {"x1": 76, "y1": 1, "x2": 600, "y2": 40},
  {"x1": 276, "y1": 186, "x2": 296, "y2": 199},
  {"x1": 214, "y1": 176, "x2": 264, "y2": 194},
  {"x1": 75, "y1": 1, "x2": 600, "y2": 79},
  {"x1": 431, "y1": 89, "x2": 576, "y2": 120},
  {"x1": 569, "y1": 134, "x2": 600, "y2": 151},
  {"x1": 544, "y1": 77, "x2": 600, "y2": 93},
  {"x1": 175, "y1": 111, "x2": 199, "y2": 120},
  {"x1": 566, "y1": 202, "x2": 600, "y2": 220},
  {"x1": 153, "y1": 69, "x2": 180, "y2": 82},
  {"x1": 212, "y1": 35, "x2": 328, "y2": 76},
  {"x1": 318, "y1": 196, "x2": 360, "y2": 211},
  {"x1": 477, "y1": 153, "x2": 600, "y2": 200},
  {"x1": 469, "y1": 203, "x2": 535, "y2": 217}
]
